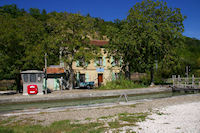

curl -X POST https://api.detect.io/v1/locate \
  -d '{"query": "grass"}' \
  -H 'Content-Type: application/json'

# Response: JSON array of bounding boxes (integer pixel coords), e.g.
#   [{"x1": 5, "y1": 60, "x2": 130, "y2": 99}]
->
[
  {"x1": 85, "y1": 117, "x2": 92, "y2": 121},
  {"x1": 0, "y1": 119, "x2": 103, "y2": 133},
  {"x1": 0, "y1": 111, "x2": 149, "y2": 133},
  {"x1": 97, "y1": 78, "x2": 146, "y2": 90},
  {"x1": 118, "y1": 112, "x2": 148, "y2": 123},
  {"x1": 108, "y1": 120, "x2": 121, "y2": 128}
]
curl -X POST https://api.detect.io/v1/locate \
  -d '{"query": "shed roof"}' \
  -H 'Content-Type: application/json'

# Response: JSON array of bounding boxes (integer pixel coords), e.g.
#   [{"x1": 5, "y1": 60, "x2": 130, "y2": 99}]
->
[
  {"x1": 21, "y1": 70, "x2": 44, "y2": 74},
  {"x1": 46, "y1": 67, "x2": 65, "y2": 74}
]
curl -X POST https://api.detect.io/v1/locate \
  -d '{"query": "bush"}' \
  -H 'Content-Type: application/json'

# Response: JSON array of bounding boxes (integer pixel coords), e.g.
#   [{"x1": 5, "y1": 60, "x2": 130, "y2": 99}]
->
[{"x1": 98, "y1": 77, "x2": 146, "y2": 90}]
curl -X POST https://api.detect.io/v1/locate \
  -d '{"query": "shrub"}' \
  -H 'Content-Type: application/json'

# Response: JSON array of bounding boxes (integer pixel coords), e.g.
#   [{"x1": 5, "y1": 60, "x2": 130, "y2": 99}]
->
[{"x1": 98, "y1": 76, "x2": 146, "y2": 90}]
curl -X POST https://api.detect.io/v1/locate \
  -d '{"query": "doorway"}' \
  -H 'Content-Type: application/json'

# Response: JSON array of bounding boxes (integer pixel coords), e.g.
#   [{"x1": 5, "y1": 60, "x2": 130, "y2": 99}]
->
[{"x1": 98, "y1": 73, "x2": 103, "y2": 86}]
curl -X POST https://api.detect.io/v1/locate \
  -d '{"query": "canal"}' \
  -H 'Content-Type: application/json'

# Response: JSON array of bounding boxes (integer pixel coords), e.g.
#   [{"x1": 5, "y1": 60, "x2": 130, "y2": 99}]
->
[{"x1": 0, "y1": 91, "x2": 187, "y2": 114}]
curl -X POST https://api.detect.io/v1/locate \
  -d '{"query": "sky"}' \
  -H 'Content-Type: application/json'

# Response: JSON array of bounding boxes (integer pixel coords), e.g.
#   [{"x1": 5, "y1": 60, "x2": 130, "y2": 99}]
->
[{"x1": 0, "y1": 0, "x2": 200, "y2": 39}]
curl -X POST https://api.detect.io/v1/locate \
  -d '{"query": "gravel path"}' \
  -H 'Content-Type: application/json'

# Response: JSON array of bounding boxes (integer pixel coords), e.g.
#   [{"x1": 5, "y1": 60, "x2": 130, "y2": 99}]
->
[{"x1": 133, "y1": 102, "x2": 200, "y2": 133}]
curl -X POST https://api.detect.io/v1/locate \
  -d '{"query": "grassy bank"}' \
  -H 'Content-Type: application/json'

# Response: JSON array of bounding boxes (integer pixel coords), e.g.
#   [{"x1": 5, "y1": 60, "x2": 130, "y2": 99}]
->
[
  {"x1": 0, "y1": 119, "x2": 103, "y2": 133},
  {"x1": 0, "y1": 111, "x2": 149, "y2": 133},
  {"x1": 97, "y1": 78, "x2": 147, "y2": 90}
]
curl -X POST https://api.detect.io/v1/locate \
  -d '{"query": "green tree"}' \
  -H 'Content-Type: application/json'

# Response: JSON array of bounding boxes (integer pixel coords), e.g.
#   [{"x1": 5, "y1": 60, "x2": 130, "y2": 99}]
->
[
  {"x1": 46, "y1": 13, "x2": 100, "y2": 90},
  {"x1": 0, "y1": 7, "x2": 47, "y2": 91},
  {"x1": 107, "y1": 0, "x2": 185, "y2": 85}
]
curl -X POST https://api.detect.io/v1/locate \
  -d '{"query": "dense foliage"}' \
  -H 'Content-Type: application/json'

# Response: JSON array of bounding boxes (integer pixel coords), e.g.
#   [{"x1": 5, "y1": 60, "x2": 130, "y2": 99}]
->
[
  {"x1": 0, "y1": 4, "x2": 101, "y2": 90},
  {"x1": 0, "y1": 1, "x2": 200, "y2": 90},
  {"x1": 106, "y1": 0, "x2": 186, "y2": 85}
]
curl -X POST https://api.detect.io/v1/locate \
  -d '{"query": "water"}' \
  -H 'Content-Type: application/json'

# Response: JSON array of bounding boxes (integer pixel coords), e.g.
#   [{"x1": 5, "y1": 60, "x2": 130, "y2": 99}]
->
[{"x1": 0, "y1": 91, "x2": 185, "y2": 114}]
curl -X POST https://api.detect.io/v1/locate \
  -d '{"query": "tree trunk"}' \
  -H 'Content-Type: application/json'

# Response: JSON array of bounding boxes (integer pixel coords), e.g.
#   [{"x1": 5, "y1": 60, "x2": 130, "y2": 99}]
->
[
  {"x1": 125, "y1": 63, "x2": 131, "y2": 80},
  {"x1": 150, "y1": 66, "x2": 154, "y2": 86},
  {"x1": 68, "y1": 65, "x2": 74, "y2": 90},
  {"x1": 15, "y1": 73, "x2": 21, "y2": 93}
]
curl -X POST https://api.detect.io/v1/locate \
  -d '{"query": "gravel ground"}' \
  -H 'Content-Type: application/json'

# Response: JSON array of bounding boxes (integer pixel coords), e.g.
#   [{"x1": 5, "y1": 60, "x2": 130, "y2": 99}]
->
[{"x1": 132, "y1": 102, "x2": 200, "y2": 133}]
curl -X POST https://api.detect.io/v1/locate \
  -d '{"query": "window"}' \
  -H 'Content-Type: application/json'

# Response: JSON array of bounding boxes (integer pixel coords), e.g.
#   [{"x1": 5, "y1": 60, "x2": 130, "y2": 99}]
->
[
  {"x1": 37, "y1": 74, "x2": 42, "y2": 82},
  {"x1": 77, "y1": 58, "x2": 87, "y2": 67},
  {"x1": 115, "y1": 59, "x2": 119, "y2": 66},
  {"x1": 79, "y1": 74, "x2": 85, "y2": 82},
  {"x1": 23, "y1": 74, "x2": 28, "y2": 82},
  {"x1": 111, "y1": 57, "x2": 119, "y2": 66},
  {"x1": 30, "y1": 74, "x2": 36, "y2": 82},
  {"x1": 79, "y1": 58, "x2": 86, "y2": 66},
  {"x1": 97, "y1": 57, "x2": 103, "y2": 66}
]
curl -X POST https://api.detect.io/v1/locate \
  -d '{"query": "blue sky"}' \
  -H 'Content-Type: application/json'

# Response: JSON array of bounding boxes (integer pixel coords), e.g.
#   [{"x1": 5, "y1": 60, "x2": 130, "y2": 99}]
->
[{"x1": 0, "y1": 0, "x2": 200, "y2": 39}]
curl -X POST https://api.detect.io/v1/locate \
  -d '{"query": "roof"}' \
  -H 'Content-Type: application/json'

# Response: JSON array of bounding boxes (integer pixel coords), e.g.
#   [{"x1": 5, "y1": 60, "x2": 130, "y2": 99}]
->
[
  {"x1": 90, "y1": 40, "x2": 109, "y2": 46},
  {"x1": 46, "y1": 67, "x2": 65, "y2": 74},
  {"x1": 21, "y1": 70, "x2": 44, "y2": 74}
]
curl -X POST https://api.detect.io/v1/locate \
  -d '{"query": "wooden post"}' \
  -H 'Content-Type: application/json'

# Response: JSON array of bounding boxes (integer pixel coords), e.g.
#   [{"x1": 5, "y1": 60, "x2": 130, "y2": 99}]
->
[
  {"x1": 172, "y1": 75, "x2": 175, "y2": 87},
  {"x1": 172, "y1": 75, "x2": 176, "y2": 87},
  {"x1": 61, "y1": 76, "x2": 63, "y2": 91},
  {"x1": 199, "y1": 80, "x2": 200, "y2": 88},
  {"x1": 192, "y1": 75, "x2": 195, "y2": 88},
  {"x1": 178, "y1": 75, "x2": 180, "y2": 87}
]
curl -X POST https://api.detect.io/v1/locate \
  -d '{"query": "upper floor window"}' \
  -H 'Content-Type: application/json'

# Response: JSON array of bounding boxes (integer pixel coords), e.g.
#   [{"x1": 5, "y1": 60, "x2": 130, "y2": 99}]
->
[
  {"x1": 97, "y1": 57, "x2": 103, "y2": 66},
  {"x1": 76, "y1": 58, "x2": 88, "y2": 67},
  {"x1": 111, "y1": 56, "x2": 122, "y2": 66},
  {"x1": 114, "y1": 59, "x2": 120, "y2": 66},
  {"x1": 79, "y1": 58, "x2": 86, "y2": 66}
]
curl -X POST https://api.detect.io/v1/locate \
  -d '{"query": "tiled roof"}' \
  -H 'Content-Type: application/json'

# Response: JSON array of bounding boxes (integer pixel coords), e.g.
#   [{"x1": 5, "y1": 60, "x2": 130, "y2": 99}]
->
[
  {"x1": 90, "y1": 40, "x2": 108, "y2": 46},
  {"x1": 46, "y1": 67, "x2": 65, "y2": 74}
]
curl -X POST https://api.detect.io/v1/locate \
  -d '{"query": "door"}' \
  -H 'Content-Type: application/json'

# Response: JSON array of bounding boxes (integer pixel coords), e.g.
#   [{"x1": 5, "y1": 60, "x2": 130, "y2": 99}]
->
[{"x1": 98, "y1": 74, "x2": 103, "y2": 86}]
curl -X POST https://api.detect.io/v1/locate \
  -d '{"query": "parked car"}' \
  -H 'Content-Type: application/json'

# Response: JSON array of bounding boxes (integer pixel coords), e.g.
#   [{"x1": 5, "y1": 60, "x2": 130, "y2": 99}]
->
[{"x1": 76, "y1": 81, "x2": 95, "y2": 89}]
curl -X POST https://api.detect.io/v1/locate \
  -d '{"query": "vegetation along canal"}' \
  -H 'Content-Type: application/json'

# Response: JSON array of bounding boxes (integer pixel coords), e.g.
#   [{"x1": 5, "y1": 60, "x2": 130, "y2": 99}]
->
[{"x1": 0, "y1": 91, "x2": 189, "y2": 114}]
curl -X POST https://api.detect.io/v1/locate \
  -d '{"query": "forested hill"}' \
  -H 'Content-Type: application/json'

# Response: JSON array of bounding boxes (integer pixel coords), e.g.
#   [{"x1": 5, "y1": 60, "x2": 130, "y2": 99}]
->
[
  {"x1": 0, "y1": 4, "x2": 200, "y2": 85},
  {"x1": 181, "y1": 37, "x2": 200, "y2": 74},
  {"x1": 0, "y1": 4, "x2": 112, "y2": 80}
]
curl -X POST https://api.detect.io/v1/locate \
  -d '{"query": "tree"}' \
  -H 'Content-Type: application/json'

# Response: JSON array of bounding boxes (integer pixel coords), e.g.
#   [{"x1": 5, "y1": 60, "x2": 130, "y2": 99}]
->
[
  {"x1": 107, "y1": 0, "x2": 185, "y2": 84},
  {"x1": 0, "y1": 4, "x2": 26, "y2": 18},
  {"x1": 46, "y1": 13, "x2": 100, "y2": 90},
  {"x1": 0, "y1": 7, "x2": 47, "y2": 91}
]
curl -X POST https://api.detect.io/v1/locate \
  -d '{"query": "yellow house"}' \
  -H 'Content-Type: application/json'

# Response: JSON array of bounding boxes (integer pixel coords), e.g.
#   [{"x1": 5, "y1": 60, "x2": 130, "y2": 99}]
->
[{"x1": 73, "y1": 40, "x2": 122, "y2": 87}]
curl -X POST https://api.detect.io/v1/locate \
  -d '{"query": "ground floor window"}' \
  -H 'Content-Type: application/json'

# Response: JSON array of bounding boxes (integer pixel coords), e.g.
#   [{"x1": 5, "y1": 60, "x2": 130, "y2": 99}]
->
[{"x1": 80, "y1": 74, "x2": 85, "y2": 82}]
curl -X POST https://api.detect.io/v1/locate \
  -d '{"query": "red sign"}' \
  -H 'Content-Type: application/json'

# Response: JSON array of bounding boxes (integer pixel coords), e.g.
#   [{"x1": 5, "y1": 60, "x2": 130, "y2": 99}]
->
[{"x1": 27, "y1": 85, "x2": 38, "y2": 94}]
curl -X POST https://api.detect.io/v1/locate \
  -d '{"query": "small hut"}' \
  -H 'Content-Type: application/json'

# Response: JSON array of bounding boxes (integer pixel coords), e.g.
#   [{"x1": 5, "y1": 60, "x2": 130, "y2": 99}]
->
[{"x1": 21, "y1": 70, "x2": 44, "y2": 95}]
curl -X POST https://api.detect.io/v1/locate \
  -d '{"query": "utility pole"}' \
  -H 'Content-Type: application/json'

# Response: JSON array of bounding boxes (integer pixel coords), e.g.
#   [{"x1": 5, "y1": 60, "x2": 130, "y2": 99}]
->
[
  {"x1": 186, "y1": 66, "x2": 189, "y2": 78},
  {"x1": 45, "y1": 53, "x2": 47, "y2": 94}
]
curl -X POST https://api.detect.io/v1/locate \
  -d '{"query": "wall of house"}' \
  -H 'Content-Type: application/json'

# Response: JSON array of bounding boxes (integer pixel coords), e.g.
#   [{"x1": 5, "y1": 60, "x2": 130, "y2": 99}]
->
[
  {"x1": 72, "y1": 48, "x2": 122, "y2": 86},
  {"x1": 45, "y1": 78, "x2": 61, "y2": 91}
]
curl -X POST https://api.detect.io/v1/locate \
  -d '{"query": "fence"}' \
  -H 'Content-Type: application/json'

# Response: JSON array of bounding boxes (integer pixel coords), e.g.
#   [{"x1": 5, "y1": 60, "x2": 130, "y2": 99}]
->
[{"x1": 172, "y1": 75, "x2": 200, "y2": 89}]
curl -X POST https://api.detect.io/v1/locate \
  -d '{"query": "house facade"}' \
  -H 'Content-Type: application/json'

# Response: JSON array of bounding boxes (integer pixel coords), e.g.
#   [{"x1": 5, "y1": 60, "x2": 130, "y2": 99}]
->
[
  {"x1": 44, "y1": 40, "x2": 122, "y2": 91},
  {"x1": 73, "y1": 40, "x2": 122, "y2": 87}
]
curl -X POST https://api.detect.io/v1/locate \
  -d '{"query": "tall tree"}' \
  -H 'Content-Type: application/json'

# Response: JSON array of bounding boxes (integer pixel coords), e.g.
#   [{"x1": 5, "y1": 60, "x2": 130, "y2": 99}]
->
[
  {"x1": 46, "y1": 13, "x2": 100, "y2": 90},
  {"x1": 0, "y1": 7, "x2": 46, "y2": 91},
  {"x1": 107, "y1": 0, "x2": 185, "y2": 84}
]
